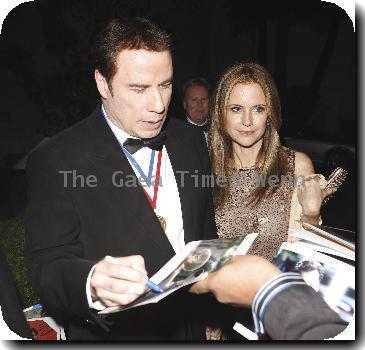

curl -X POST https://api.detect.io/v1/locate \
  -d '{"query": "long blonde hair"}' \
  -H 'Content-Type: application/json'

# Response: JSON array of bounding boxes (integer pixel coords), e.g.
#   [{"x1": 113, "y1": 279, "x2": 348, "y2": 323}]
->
[{"x1": 209, "y1": 62, "x2": 288, "y2": 209}]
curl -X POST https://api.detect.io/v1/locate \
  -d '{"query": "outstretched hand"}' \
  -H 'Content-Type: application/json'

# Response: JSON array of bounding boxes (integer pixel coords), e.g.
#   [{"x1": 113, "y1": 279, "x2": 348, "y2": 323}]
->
[
  {"x1": 297, "y1": 175, "x2": 337, "y2": 222},
  {"x1": 189, "y1": 255, "x2": 281, "y2": 307}
]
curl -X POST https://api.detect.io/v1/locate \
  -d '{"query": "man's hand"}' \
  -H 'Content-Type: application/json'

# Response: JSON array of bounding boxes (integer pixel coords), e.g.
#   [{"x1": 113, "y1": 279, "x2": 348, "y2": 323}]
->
[
  {"x1": 90, "y1": 255, "x2": 148, "y2": 307},
  {"x1": 189, "y1": 256, "x2": 281, "y2": 307}
]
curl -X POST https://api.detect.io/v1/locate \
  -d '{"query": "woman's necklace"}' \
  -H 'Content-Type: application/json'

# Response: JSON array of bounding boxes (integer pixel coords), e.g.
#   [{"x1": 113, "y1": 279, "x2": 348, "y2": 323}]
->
[{"x1": 233, "y1": 150, "x2": 256, "y2": 170}]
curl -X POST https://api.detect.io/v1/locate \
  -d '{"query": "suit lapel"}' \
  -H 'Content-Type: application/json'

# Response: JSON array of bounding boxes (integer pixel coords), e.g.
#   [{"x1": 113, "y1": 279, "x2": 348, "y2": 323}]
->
[
  {"x1": 164, "y1": 121, "x2": 196, "y2": 244},
  {"x1": 86, "y1": 108, "x2": 175, "y2": 259}
]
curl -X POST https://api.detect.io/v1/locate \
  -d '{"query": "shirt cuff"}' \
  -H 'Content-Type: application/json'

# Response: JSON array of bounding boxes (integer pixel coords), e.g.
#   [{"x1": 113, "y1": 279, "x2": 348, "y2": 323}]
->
[
  {"x1": 86, "y1": 264, "x2": 107, "y2": 311},
  {"x1": 251, "y1": 272, "x2": 306, "y2": 334}
]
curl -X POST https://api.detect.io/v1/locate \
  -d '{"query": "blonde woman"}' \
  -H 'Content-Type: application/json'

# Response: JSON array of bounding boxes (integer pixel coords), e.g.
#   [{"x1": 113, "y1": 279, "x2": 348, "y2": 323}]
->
[{"x1": 209, "y1": 63, "x2": 335, "y2": 261}]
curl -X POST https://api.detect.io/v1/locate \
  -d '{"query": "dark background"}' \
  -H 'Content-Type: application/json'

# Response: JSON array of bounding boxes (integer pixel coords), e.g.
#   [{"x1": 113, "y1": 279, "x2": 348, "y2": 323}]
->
[{"x1": 0, "y1": 0, "x2": 356, "y2": 229}]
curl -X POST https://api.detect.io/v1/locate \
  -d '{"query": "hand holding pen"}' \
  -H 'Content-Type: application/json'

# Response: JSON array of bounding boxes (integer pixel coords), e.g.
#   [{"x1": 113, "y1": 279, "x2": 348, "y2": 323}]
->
[
  {"x1": 105, "y1": 256, "x2": 164, "y2": 293},
  {"x1": 90, "y1": 254, "x2": 151, "y2": 307}
]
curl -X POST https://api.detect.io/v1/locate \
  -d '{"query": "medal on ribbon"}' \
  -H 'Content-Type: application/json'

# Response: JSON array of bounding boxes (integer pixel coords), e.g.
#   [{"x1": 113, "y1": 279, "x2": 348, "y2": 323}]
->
[
  {"x1": 145, "y1": 150, "x2": 166, "y2": 231},
  {"x1": 122, "y1": 147, "x2": 166, "y2": 231},
  {"x1": 156, "y1": 214, "x2": 167, "y2": 231}
]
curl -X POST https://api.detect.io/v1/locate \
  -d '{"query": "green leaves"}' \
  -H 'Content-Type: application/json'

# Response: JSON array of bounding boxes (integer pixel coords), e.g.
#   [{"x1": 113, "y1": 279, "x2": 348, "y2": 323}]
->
[{"x1": 0, "y1": 215, "x2": 40, "y2": 308}]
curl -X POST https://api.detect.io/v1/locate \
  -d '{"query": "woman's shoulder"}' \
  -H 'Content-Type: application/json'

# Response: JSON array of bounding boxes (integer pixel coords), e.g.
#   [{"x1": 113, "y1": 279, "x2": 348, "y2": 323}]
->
[{"x1": 294, "y1": 151, "x2": 315, "y2": 176}]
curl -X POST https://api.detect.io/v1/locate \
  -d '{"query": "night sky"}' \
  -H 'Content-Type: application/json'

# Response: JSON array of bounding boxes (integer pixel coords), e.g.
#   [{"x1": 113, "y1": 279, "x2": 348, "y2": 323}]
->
[{"x1": 0, "y1": 0, "x2": 355, "y2": 158}]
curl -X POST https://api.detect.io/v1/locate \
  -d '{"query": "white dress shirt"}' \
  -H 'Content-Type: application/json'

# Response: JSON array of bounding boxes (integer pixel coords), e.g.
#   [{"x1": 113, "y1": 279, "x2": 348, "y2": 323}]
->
[{"x1": 86, "y1": 106, "x2": 186, "y2": 310}]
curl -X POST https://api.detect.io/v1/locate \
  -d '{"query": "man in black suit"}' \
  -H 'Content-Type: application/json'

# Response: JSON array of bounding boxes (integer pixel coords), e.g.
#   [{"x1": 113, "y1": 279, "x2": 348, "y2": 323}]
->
[
  {"x1": 25, "y1": 17, "x2": 216, "y2": 340},
  {"x1": 190, "y1": 256, "x2": 347, "y2": 340}
]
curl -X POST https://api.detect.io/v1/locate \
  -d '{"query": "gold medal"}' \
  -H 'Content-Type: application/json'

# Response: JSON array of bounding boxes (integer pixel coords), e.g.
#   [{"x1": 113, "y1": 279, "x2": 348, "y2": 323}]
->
[{"x1": 156, "y1": 214, "x2": 167, "y2": 231}]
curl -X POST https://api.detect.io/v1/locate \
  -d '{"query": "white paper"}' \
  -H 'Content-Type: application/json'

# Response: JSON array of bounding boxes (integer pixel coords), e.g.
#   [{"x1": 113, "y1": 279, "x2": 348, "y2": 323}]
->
[
  {"x1": 233, "y1": 322, "x2": 258, "y2": 340},
  {"x1": 289, "y1": 229, "x2": 355, "y2": 260}
]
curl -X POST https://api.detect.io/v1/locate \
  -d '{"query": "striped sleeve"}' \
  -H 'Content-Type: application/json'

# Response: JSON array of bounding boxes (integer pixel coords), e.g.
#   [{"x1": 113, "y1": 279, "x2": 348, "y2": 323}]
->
[{"x1": 252, "y1": 272, "x2": 306, "y2": 335}]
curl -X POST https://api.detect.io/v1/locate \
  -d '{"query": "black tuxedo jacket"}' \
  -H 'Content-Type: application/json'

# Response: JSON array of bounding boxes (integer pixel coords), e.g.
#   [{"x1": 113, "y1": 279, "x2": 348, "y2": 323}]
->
[{"x1": 25, "y1": 106, "x2": 217, "y2": 340}]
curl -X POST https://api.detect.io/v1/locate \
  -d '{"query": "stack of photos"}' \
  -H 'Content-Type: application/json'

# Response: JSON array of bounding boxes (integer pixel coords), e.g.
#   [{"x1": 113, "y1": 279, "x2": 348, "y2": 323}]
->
[
  {"x1": 234, "y1": 242, "x2": 355, "y2": 340},
  {"x1": 273, "y1": 243, "x2": 355, "y2": 324}
]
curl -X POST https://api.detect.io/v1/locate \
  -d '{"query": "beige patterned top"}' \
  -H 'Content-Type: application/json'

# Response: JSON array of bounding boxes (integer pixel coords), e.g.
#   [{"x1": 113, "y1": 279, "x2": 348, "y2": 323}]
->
[{"x1": 215, "y1": 147, "x2": 296, "y2": 261}]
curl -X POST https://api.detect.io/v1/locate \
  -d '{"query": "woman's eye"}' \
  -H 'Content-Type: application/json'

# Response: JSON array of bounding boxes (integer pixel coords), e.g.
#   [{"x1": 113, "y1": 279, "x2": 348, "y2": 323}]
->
[
  {"x1": 253, "y1": 105, "x2": 265, "y2": 113},
  {"x1": 230, "y1": 106, "x2": 241, "y2": 113}
]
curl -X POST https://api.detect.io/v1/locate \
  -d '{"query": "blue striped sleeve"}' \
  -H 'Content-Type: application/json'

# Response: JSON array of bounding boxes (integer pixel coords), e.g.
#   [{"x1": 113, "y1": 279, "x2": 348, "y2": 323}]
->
[{"x1": 252, "y1": 272, "x2": 306, "y2": 335}]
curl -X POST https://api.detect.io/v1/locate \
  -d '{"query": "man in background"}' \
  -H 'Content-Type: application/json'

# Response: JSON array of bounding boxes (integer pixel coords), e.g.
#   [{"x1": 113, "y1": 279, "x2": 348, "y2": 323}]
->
[{"x1": 182, "y1": 78, "x2": 210, "y2": 140}]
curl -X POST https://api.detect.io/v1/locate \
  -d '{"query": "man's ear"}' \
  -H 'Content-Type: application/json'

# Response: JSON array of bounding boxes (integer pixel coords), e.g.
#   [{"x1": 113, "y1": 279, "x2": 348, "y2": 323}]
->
[{"x1": 95, "y1": 70, "x2": 110, "y2": 99}]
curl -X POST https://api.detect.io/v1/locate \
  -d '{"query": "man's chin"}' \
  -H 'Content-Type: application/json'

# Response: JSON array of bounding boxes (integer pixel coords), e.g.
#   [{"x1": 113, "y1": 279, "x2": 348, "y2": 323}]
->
[{"x1": 191, "y1": 116, "x2": 207, "y2": 125}]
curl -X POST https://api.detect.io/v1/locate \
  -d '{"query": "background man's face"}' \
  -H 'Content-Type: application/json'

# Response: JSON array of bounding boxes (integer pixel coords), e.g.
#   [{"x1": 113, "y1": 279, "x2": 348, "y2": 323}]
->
[
  {"x1": 96, "y1": 49, "x2": 173, "y2": 138},
  {"x1": 183, "y1": 85, "x2": 209, "y2": 124}
]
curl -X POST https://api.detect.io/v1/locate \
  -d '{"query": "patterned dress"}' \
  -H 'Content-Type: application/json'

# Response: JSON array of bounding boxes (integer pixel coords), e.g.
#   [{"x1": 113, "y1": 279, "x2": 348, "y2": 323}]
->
[{"x1": 215, "y1": 148, "x2": 296, "y2": 261}]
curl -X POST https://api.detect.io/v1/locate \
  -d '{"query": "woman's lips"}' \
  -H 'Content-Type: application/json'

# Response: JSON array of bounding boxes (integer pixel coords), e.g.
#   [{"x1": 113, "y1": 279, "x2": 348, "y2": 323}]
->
[{"x1": 239, "y1": 130, "x2": 255, "y2": 136}]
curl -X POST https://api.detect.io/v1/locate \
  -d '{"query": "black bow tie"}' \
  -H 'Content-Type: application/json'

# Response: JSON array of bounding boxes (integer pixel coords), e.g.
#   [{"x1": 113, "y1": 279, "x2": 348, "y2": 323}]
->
[{"x1": 123, "y1": 131, "x2": 166, "y2": 154}]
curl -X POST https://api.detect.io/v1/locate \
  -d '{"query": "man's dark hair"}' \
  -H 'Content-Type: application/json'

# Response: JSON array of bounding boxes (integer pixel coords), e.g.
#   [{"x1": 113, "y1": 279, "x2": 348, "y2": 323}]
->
[
  {"x1": 182, "y1": 78, "x2": 211, "y2": 100},
  {"x1": 292, "y1": 259, "x2": 325, "y2": 281},
  {"x1": 92, "y1": 17, "x2": 172, "y2": 87}
]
